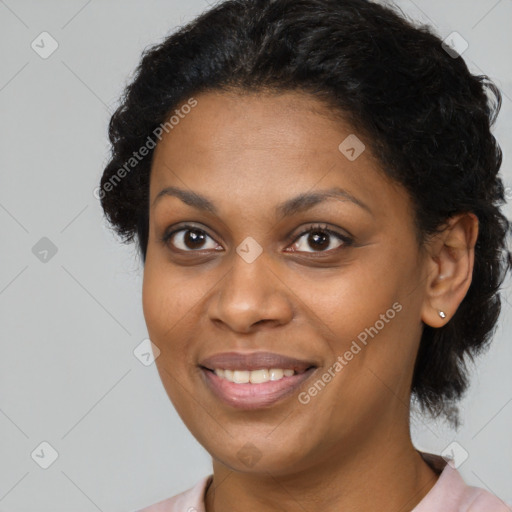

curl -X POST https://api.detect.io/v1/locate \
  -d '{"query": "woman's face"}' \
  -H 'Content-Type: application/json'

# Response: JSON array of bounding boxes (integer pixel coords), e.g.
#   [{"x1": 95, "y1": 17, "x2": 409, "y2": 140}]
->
[{"x1": 142, "y1": 90, "x2": 431, "y2": 474}]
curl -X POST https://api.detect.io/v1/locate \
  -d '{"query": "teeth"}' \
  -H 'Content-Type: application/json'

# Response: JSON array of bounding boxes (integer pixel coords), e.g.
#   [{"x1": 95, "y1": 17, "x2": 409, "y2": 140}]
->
[{"x1": 214, "y1": 368, "x2": 296, "y2": 384}]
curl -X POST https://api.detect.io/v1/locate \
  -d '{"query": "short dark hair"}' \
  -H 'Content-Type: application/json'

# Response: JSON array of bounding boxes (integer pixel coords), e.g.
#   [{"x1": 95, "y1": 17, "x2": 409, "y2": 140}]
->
[{"x1": 99, "y1": 0, "x2": 511, "y2": 425}]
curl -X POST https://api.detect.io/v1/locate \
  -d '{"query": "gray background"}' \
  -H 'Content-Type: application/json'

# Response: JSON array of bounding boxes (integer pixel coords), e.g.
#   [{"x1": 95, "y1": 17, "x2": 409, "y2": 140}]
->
[{"x1": 0, "y1": 1, "x2": 511, "y2": 511}]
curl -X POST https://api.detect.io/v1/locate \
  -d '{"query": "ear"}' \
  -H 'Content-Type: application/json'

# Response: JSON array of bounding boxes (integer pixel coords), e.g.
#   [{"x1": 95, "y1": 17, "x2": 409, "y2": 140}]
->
[{"x1": 421, "y1": 212, "x2": 479, "y2": 328}]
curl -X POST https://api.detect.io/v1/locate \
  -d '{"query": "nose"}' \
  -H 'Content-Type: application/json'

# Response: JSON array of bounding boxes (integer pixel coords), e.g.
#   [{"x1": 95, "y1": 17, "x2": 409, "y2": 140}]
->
[{"x1": 207, "y1": 250, "x2": 294, "y2": 334}]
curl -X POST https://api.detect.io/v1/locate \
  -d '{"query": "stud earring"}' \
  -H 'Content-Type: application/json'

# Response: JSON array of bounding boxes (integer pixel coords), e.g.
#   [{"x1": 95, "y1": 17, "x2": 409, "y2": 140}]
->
[{"x1": 438, "y1": 310, "x2": 446, "y2": 319}]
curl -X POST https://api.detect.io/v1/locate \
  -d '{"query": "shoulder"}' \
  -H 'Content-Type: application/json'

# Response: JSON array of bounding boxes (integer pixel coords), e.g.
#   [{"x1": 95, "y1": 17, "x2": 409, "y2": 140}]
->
[
  {"x1": 135, "y1": 475, "x2": 212, "y2": 512},
  {"x1": 414, "y1": 452, "x2": 510, "y2": 512}
]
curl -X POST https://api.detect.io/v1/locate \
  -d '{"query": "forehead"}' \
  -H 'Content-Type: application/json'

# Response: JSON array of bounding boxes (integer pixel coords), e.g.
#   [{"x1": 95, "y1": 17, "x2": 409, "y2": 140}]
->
[{"x1": 149, "y1": 89, "x2": 411, "y2": 221}]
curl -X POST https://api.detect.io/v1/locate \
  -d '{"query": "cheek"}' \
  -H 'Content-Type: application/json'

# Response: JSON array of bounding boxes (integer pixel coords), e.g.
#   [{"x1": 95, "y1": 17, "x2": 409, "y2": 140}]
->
[
  {"x1": 141, "y1": 261, "x2": 200, "y2": 360},
  {"x1": 288, "y1": 260, "x2": 401, "y2": 342},
  {"x1": 143, "y1": 258, "x2": 200, "y2": 327},
  {"x1": 291, "y1": 258, "x2": 418, "y2": 392},
  {"x1": 142, "y1": 263, "x2": 204, "y2": 408}
]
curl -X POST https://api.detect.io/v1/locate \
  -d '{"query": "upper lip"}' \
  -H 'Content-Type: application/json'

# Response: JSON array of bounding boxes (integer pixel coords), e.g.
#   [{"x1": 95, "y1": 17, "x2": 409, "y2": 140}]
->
[{"x1": 199, "y1": 351, "x2": 317, "y2": 373}]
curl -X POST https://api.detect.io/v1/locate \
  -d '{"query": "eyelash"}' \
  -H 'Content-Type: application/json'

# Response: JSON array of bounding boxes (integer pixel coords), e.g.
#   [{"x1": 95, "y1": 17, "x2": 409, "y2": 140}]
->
[{"x1": 160, "y1": 223, "x2": 354, "y2": 255}]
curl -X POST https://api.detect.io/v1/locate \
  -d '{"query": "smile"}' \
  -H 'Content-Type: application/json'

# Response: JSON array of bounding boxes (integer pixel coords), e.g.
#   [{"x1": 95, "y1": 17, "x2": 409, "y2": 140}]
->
[
  {"x1": 200, "y1": 365, "x2": 317, "y2": 409},
  {"x1": 213, "y1": 368, "x2": 296, "y2": 383}
]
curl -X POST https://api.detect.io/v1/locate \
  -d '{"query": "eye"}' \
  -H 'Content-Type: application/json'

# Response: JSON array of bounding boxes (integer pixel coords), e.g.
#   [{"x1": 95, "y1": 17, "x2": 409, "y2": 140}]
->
[
  {"x1": 161, "y1": 223, "x2": 353, "y2": 255},
  {"x1": 161, "y1": 225, "x2": 221, "y2": 252},
  {"x1": 287, "y1": 223, "x2": 353, "y2": 253}
]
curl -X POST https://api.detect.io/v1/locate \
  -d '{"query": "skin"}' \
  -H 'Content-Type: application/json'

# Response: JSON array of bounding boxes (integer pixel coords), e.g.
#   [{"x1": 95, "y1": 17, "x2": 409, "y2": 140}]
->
[{"x1": 142, "y1": 89, "x2": 478, "y2": 512}]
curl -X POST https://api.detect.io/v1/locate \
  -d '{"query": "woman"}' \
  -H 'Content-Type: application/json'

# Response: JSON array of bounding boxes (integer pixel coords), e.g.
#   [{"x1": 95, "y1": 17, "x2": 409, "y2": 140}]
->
[{"x1": 99, "y1": 0, "x2": 511, "y2": 510}]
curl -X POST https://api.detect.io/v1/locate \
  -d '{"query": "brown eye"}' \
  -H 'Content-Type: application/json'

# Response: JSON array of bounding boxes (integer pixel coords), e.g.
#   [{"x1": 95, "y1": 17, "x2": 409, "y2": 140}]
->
[
  {"x1": 306, "y1": 231, "x2": 330, "y2": 251},
  {"x1": 288, "y1": 224, "x2": 353, "y2": 253},
  {"x1": 164, "y1": 227, "x2": 220, "y2": 252}
]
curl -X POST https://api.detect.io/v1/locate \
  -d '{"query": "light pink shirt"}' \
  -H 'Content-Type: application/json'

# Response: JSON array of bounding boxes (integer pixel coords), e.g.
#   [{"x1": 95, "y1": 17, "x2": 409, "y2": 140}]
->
[{"x1": 136, "y1": 452, "x2": 511, "y2": 511}]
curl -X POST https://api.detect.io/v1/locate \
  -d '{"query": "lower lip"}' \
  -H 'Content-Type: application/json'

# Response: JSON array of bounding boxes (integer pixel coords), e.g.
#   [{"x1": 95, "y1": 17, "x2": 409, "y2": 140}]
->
[{"x1": 201, "y1": 367, "x2": 316, "y2": 409}]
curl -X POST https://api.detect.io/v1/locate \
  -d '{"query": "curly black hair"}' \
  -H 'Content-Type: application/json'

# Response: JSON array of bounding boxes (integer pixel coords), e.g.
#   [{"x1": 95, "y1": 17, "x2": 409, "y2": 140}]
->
[{"x1": 99, "y1": 0, "x2": 511, "y2": 426}]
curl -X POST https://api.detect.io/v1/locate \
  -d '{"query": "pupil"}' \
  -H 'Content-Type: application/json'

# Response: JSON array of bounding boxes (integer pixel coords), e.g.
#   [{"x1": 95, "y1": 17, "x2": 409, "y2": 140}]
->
[
  {"x1": 309, "y1": 231, "x2": 329, "y2": 251},
  {"x1": 185, "y1": 230, "x2": 205, "y2": 249}
]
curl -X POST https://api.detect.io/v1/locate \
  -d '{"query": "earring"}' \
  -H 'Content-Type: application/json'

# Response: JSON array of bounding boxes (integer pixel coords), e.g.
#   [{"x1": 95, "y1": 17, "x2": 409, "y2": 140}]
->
[{"x1": 438, "y1": 310, "x2": 446, "y2": 319}]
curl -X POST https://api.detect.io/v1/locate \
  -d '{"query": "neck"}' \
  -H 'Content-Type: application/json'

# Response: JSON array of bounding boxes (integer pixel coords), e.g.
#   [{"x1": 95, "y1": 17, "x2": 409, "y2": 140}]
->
[{"x1": 205, "y1": 419, "x2": 439, "y2": 512}]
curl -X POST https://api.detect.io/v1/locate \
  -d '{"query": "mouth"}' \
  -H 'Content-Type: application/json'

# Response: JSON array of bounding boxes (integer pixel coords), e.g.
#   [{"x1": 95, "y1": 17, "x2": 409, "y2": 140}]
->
[{"x1": 199, "y1": 351, "x2": 318, "y2": 409}]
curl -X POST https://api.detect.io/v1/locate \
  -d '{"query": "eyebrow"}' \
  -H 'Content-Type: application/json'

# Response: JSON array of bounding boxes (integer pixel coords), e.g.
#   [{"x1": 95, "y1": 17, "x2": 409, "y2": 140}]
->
[{"x1": 152, "y1": 185, "x2": 372, "y2": 218}]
